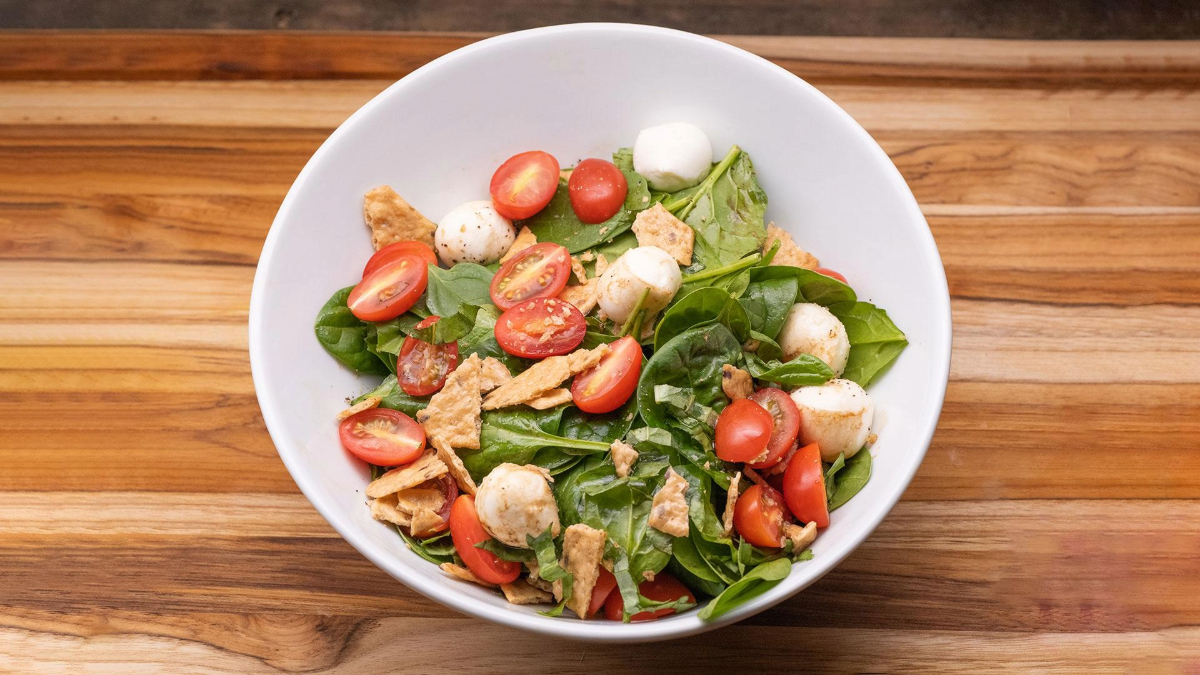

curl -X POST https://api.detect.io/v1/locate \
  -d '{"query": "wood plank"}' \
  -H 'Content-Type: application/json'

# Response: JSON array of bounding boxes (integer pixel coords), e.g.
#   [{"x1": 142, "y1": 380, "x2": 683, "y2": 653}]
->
[
  {"x1": 0, "y1": 500, "x2": 1197, "y2": 633},
  {"x1": 2, "y1": 33, "x2": 1199, "y2": 83},
  {"x1": 5, "y1": 80, "x2": 1200, "y2": 132},
  {"x1": 0, "y1": 614, "x2": 1195, "y2": 674}
]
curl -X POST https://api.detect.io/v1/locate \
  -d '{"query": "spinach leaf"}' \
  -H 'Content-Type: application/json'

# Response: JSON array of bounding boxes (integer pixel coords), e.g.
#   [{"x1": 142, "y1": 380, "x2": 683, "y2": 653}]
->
[
  {"x1": 395, "y1": 527, "x2": 456, "y2": 565},
  {"x1": 828, "y1": 448, "x2": 872, "y2": 510},
  {"x1": 582, "y1": 331, "x2": 619, "y2": 349},
  {"x1": 627, "y1": 425, "x2": 729, "y2": 491},
  {"x1": 374, "y1": 313, "x2": 424, "y2": 354},
  {"x1": 476, "y1": 539, "x2": 535, "y2": 562},
  {"x1": 468, "y1": 407, "x2": 611, "y2": 479},
  {"x1": 697, "y1": 557, "x2": 792, "y2": 621},
  {"x1": 527, "y1": 528, "x2": 574, "y2": 616},
  {"x1": 827, "y1": 301, "x2": 908, "y2": 386},
  {"x1": 524, "y1": 169, "x2": 650, "y2": 254},
  {"x1": 612, "y1": 147, "x2": 634, "y2": 172},
  {"x1": 745, "y1": 330, "x2": 784, "y2": 361},
  {"x1": 749, "y1": 265, "x2": 856, "y2": 307},
  {"x1": 824, "y1": 453, "x2": 846, "y2": 498},
  {"x1": 637, "y1": 323, "x2": 742, "y2": 430},
  {"x1": 364, "y1": 328, "x2": 397, "y2": 374},
  {"x1": 353, "y1": 374, "x2": 429, "y2": 416},
  {"x1": 408, "y1": 305, "x2": 479, "y2": 345},
  {"x1": 458, "y1": 305, "x2": 526, "y2": 373},
  {"x1": 745, "y1": 353, "x2": 834, "y2": 387},
  {"x1": 654, "y1": 287, "x2": 750, "y2": 352},
  {"x1": 425, "y1": 263, "x2": 493, "y2": 317},
  {"x1": 739, "y1": 276, "x2": 799, "y2": 340},
  {"x1": 559, "y1": 397, "x2": 637, "y2": 444},
  {"x1": 313, "y1": 286, "x2": 389, "y2": 375},
  {"x1": 668, "y1": 148, "x2": 768, "y2": 270},
  {"x1": 668, "y1": 535, "x2": 729, "y2": 598}
]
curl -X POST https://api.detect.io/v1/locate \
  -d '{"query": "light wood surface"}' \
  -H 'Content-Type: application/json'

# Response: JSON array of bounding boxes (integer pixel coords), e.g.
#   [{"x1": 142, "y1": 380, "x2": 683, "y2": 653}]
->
[{"x1": 1, "y1": 32, "x2": 1198, "y2": 673}]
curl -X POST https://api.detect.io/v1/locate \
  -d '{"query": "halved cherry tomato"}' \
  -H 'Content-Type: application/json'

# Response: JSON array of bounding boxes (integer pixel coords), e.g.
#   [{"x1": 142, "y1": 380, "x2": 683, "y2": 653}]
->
[
  {"x1": 570, "y1": 336, "x2": 642, "y2": 413},
  {"x1": 746, "y1": 388, "x2": 801, "y2": 469},
  {"x1": 363, "y1": 240, "x2": 438, "y2": 277},
  {"x1": 568, "y1": 158, "x2": 628, "y2": 224},
  {"x1": 733, "y1": 484, "x2": 790, "y2": 548},
  {"x1": 489, "y1": 151, "x2": 560, "y2": 220},
  {"x1": 448, "y1": 495, "x2": 521, "y2": 585},
  {"x1": 715, "y1": 399, "x2": 774, "y2": 463},
  {"x1": 489, "y1": 242, "x2": 572, "y2": 310},
  {"x1": 603, "y1": 573, "x2": 695, "y2": 622},
  {"x1": 338, "y1": 408, "x2": 426, "y2": 466},
  {"x1": 494, "y1": 297, "x2": 586, "y2": 358},
  {"x1": 347, "y1": 256, "x2": 428, "y2": 322},
  {"x1": 588, "y1": 567, "x2": 618, "y2": 618},
  {"x1": 782, "y1": 443, "x2": 830, "y2": 528},
  {"x1": 398, "y1": 316, "x2": 459, "y2": 396},
  {"x1": 815, "y1": 267, "x2": 848, "y2": 284}
]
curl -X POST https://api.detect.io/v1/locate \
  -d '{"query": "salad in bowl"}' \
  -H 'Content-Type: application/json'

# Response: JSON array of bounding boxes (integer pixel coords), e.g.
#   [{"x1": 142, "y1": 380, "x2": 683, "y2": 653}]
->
[{"x1": 313, "y1": 121, "x2": 907, "y2": 622}]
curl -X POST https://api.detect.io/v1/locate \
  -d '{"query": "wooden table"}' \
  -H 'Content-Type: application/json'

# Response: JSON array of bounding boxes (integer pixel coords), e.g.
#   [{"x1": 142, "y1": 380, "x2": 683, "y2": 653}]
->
[{"x1": 1, "y1": 32, "x2": 1198, "y2": 673}]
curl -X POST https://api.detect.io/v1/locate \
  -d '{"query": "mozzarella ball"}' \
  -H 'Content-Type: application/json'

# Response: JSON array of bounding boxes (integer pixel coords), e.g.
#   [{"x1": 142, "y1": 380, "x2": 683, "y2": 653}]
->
[
  {"x1": 790, "y1": 379, "x2": 874, "y2": 462},
  {"x1": 474, "y1": 463, "x2": 560, "y2": 549},
  {"x1": 778, "y1": 303, "x2": 851, "y2": 376},
  {"x1": 596, "y1": 246, "x2": 682, "y2": 324},
  {"x1": 435, "y1": 200, "x2": 515, "y2": 265},
  {"x1": 633, "y1": 122, "x2": 714, "y2": 192}
]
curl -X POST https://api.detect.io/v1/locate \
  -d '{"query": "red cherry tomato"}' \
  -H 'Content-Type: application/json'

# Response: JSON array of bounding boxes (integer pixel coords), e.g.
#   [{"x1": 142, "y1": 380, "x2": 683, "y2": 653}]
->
[
  {"x1": 588, "y1": 567, "x2": 619, "y2": 618},
  {"x1": 782, "y1": 443, "x2": 830, "y2": 528},
  {"x1": 715, "y1": 399, "x2": 774, "y2": 463},
  {"x1": 338, "y1": 408, "x2": 426, "y2": 466},
  {"x1": 489, "y1": 242, "x2": 573, "y2": 310},
  {"x1": 603, "y1": 573, "x2": 696, "y2": 622},
  {"x1": 570, "y1": 336, "x2": 642, "y2": 414},
  {"x1": 745, "y1": 388, "x2": 801, "y2": 469},
  {"x1": 398, "y1": 316, "x2": 459, "y2": 396},
  {"x1": 347, "y1": 256, "x2": 428, "y2": 322},
  {"x1": 815, "y1": 267, "x2": 848, "y2": 284},
  {"x1": 568, "y1": 158, "x2": 628, "y2": 224},
  {"x1": 489, "y1": 151, "x2": 560, "y2": 220},
  {"x1": 363, "y1": 240, "x2": 438, "y2": 277},
  {"x1": 448, "y1": 495, "x2": 521, "y2": 585},
  {"x1": 494, "y1": 297, "x2": 586, "y2": 358},
  {"x1": 733, "y1": 484, "x2": 789, "y2": 548}
]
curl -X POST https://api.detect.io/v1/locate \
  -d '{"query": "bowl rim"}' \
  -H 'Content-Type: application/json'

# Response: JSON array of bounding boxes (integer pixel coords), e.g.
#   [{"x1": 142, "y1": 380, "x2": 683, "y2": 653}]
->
[{"x1": 249, "y1": 22, "x2": 952, "y2": 642}]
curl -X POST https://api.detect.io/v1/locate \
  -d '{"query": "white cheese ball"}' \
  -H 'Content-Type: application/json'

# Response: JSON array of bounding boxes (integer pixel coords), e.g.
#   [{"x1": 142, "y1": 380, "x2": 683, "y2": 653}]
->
[
  {"x1": 790, "y1": 378, "x2": 874, "y2": 462},
  {"x1": 633, "y1": 122, "x2": 714, "y2": 192},
  {"x1": 778, "y1": 303, "x2": 851, "y2": 376},
  {"x1": 596, "y1": 246, "x2": 682, "y2": 324},
  {"x1": 434, "y1": 200, "x2": 515, "y2": 265},
  {"x1": 474, "y1": 463, "x2": 560, "y2": 549}
]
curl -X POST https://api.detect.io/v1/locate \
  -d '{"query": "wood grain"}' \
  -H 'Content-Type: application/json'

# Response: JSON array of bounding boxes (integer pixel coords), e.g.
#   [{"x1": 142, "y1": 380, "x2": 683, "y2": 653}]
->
[{"x1": 1, "y1": 32, "x2": 1199, "y2": 672}]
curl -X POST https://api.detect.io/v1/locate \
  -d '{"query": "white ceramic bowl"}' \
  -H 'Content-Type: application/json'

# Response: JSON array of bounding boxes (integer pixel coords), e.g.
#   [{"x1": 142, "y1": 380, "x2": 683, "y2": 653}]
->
[{"x1": 249, "y1": 23, "x2": 951, "y2": 642}]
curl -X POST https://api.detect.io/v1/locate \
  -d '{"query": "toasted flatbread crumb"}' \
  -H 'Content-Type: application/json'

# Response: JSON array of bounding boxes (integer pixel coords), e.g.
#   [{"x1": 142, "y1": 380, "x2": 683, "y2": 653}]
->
[
  {"x1": 611, "y1": 440, "x2": 638, "y2": 478},
  {"x1": 430, "y1": 435, "x2": 477, "y2": 496},
  {"x1": 594, "y1": 254, "x2": 609, "y2": 276},
  {"x1": 479, "y1": 357, "x2": 512, "y2": 393},
  {"x1": 523, "y1": 464, "x2": 554, "y2": 483},
  {"x1": 525, "y1": 388, "x2": 573, "y2": 410},
  {"x1": 409, "y1": 507, "x2": 446, "y2": 538},
  {"x1": 562, "y1": 524, "x2": 608, "y2": 619},
  {"x1": 393, "y1": 486, "x2": 445, "y2": 514},
  {"x1": 369, "y1": 494, "x2": 412, "y2": 527},
  {"x1": 569, "y1": 255, "x2": 588, "y2": 284},
  {"x1": 722, "y1": 471, "x2": 742, "y2": 537},
  {"x1": 721, "y1": 364, "x2": 754, "y2": 400},
  {"x1": 867, "y1": 433, "x2": 878, "y2": 446},
  {"x1": 363, "y1": 185, "x2": 436, "y2": 250},
  {"x1": 525, "y1": 561, "x2": 555, "y2": 593},
  {"x1": 764, "y1": 224, "x2": 819, "y2": 270},
  {"x1": 440, "y1": 562, "x2": 495, "y2": 588},
  {"x1": 501, "y1": 580, "x2": 555, "y2": 605},
  {"x1": 632, "y1": 204, "x2": 695, "y2": 265},
  {"x1": 365, "y1": 451, "x2": 448, "y2": 498},
  {"x1": 498, "y1": 226, "x2": 538, "y2": 264},
  {"x1": 783, "y1": 521, "x2": 817, "y2": 550},
  {"x1": 417, "y1": 354, "x2": 483, "y2": 450},
  {"x1": 337, "y1": 396, "x2": 381, "y2": 421},
  {"x1": 642, "y1": 570, "x2": 656, "y2": 582},
  {"x1": 649, "y1": 469, "x2": 690, "y2": 538},
  {"x1": 483, "y1": 344, "x2": 609, "y2": 410},
  {"x1": 559, "y1": 274, "x2": 601, "y2": 314}
]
